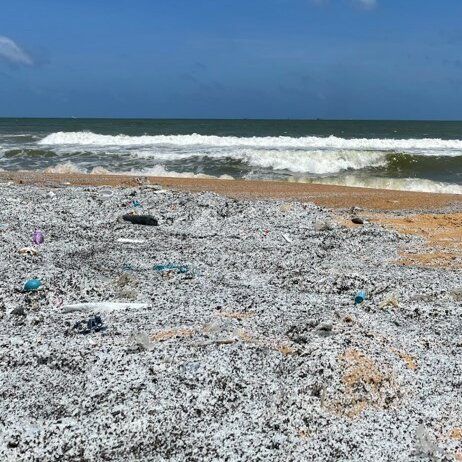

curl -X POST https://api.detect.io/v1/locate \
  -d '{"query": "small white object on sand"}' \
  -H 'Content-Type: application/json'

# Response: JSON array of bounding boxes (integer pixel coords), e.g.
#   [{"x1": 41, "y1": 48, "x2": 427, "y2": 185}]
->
[
  {"x1": 282, "y1": 233, "x2": 292, "y2": 243},
  {"x1": 116, "y1": 238, "x2": 146, "y2": 244},
  {"x1": 19, "y1": 247, "x2": 38, "y2": 256},
  {"x1": 63, "y1": 302, "x2": 149, "y2": 313}
]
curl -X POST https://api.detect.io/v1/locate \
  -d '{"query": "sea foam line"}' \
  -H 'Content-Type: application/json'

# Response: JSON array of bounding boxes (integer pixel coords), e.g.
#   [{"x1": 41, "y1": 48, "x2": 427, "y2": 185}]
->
[{"x1": 38, "y1": 131, "x2": 462, "y2": 155}]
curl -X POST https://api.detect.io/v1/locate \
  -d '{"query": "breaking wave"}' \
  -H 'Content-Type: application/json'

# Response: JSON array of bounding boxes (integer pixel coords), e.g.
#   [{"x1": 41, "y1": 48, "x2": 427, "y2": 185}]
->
[
  {"x1": 39, "y1": 131, "x2": 462, "y2": 154},
  {"x1": 36, "y1": 131, "x2": 462, "y2": 176},
  {"x1": 310, "y1": 175, "x2": 462, "y2": 195}
]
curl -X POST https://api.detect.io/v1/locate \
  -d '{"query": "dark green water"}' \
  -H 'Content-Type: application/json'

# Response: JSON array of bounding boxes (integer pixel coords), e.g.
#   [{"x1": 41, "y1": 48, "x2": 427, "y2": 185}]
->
[{"x1": 1, "y1": 118, "x2": 462, "y2": 193}]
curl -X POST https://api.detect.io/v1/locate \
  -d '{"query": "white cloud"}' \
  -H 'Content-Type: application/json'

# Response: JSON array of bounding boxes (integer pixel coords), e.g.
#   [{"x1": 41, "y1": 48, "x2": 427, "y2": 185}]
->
[
  {"x1": 311, "y1": 0, "x2": 378, "y2": 9},
  {"x1": 355, "y1": 0, "x2": 377, "y2": 9},
  {"x1": 0, "y1": 36, "x2": 33, "y2": 66}
]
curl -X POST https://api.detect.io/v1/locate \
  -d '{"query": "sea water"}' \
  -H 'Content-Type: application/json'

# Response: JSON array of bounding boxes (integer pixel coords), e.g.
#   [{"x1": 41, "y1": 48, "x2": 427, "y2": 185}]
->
[{"x1": 1, "y1": 118, "x2": 462, "y2": 193}]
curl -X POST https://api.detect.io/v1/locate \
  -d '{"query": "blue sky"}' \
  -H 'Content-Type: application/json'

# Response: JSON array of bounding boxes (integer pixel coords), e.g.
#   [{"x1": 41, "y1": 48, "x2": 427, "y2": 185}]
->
[{"x1": 1, "y1": 0, "x2": 462, "y2": 119}]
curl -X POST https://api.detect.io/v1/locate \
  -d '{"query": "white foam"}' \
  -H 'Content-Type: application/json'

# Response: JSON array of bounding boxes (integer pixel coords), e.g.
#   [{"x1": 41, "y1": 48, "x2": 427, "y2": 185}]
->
[
  {"x1": 306, "y1": 175, "x2": 462, "y2": 195},
  {"x1": 244, "y1": 150, "x2": 387, "y2": 174},
  {"x1": 39, "y1": 131, "x2": 462, "y2": 155},
  {"x1": 42, "y1": 162, "x2": 234, "y2": 180},
  {"x1": 39, "y1": 162, "x2": 462, "y2": 194}
]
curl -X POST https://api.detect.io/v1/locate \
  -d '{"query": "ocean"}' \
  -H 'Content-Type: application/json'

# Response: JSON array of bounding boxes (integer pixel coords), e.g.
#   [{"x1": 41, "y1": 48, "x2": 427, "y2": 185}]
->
[{"x1": 1, "y1": 118, "x2": 462, "y2": 193}]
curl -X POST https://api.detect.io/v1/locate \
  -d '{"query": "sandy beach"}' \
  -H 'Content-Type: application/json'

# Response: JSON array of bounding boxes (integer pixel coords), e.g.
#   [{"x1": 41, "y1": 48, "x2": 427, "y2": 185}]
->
[
  {"x1": 1, "y1": 175, "x2": 461, "y2": 461},
  {"x1": 2, "y1": 170, "x2": 462, "y2": 210}
]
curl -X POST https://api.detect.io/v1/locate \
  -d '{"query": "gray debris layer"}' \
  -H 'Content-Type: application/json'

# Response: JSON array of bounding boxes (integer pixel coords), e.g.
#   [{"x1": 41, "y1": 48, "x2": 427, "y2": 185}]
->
[{"x1": 0, "y1": 184, "x2": 461, "y2": 461}]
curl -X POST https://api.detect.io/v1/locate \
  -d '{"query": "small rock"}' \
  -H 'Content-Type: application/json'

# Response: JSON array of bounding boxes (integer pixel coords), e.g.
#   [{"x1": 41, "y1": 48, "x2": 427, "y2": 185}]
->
[
  {"x1": 11, "y1": 307, "x2": 26, "y2": 316},
  {"x1": 315, "y1": 322, "x2": 333, "y2": 337},
  {"x1": 122, "y1": 214, "x2": 158, "y2": 226}
]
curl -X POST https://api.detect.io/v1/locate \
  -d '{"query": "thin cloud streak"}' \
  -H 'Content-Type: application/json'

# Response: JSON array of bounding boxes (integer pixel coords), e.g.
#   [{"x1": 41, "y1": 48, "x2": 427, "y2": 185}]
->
[
  {"x1": 356, "y1": 0, "x2": 377, "y2": 9},
  {"x1": 0, "y1": 35, "x2": 33, "y2": 66},
  {"x1": 311, "y1": 0, "x2": 377, "y2": 10}
]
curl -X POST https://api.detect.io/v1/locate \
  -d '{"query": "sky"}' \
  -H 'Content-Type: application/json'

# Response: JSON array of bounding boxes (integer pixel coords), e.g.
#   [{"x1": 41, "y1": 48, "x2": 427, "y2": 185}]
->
[{"x1": 1, "y1": 0, "x2": 462, "y2": 119}]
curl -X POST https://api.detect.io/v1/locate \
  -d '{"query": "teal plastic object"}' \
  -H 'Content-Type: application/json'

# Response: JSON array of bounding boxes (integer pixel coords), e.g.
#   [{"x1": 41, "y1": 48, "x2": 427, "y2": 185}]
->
[
  {"x1": 24, "y1": 279, "x2": 42, "y2": 292},
  {"x1": 354, "y1": 290, "x2": 366, "y2": 305},
  {"x1": 153, "y1": 264, "x2": 189, "y2": 274}
]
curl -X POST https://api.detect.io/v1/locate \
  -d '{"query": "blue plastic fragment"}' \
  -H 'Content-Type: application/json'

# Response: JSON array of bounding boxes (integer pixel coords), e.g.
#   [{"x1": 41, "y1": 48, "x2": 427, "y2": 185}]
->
[
  {"x1": 24, "y1": 279, "x2": 42, "y2": 292},
  {"x1": 153, "y1": 264, "x2": 189, "y2": 274},
  {"x1": 354, "y1": 290, "x2": 366, "y2": 305}
]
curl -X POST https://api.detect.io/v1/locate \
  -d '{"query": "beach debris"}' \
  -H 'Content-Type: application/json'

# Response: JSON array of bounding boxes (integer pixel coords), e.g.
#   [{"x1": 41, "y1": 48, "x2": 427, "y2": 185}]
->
[
  {"x1": 351, "y1": 217, "x2": 365, "y2": 225},
  {"x1": 116, "y1": 273, "x2": 138, "y2": 288},
  {"x1": 130, "y1": 332, "x2": 155, "y2": 351},
  {"x1": 315, "y1": 321, "x2": 334, "y2": 337},
  {"x1": 379, "y1": 295, "x2": 399, "y2": 309},
  {"x1": 47, "y1": 191, "x2": 56, "y2": 198},
  {"x1": 73, "y1": 315, "x2": 107, "y2": 335},
  {"x1": 19, "y1": 247, "x2": 38, "y2": 256},
  {"x1": 314, "y1": 220, "x2": 334, "y2": 232},
  {"x1": 450, "y1": 288, "x2": 462, "y2": 302},
  {"x1": 153, "y1": 263, "x2": 189, "y2": 274},
  {"x1": 32, "y1": 229, "x2": 44, "y2": 245},
  {"x1": 415, "y1": 425, "x2": 443, "y2": 459},
  {"x1": 116, "y1": 238, "x2": 146, "y2": 244},
  {"x1": 282, "y1": 233, "x2": 292, "y2": 243},
  {"x1": 63, "y1": 302, "x2": 149, "y2": 313},
  {"x1": 122, "y1": 263, "x2": 152, "y2": 272},
  {"x1": 99, "y1": 189, "x2": 114, "y2": 198},
  {"x1": 354, "y1": 290, "x2": 366, "y2": 305},
  {"x1": 132, "y1": 200, "x2": 142, "y2": 208},
  {"x1": 23, "y1": 279, "x2": 42, "y2": 292},
  {"x1": 11, "y1": 306, "x2": 26, "y2": 316},
  {"x1": 122, "y1": 214, "x2": 158, "y2": 226}
]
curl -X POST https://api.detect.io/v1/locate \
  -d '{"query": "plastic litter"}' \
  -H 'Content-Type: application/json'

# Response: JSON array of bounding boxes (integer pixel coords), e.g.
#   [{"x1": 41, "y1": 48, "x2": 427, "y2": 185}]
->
[
  {"x1": 122, "y1": 214, "x2": 158, "y2": 226},
  {"x1": 99, "y1": 190, "x2": 114, "y2": 198},
  {"x1": 23, "y1": 279, "x2": 42, "y2": 292},
  {"x1": 354, "y1": 290, "x2": 366, "y2": 305},
  {"x1": 314, "y1": 220, "x2": 334, "y2": 232},
  {"x1": 63, "y1": 302, "x2": 149, "y2": 313},
  {"x1": 132, "y1": 200, "x2": 142, "y2": 208},
  {"x1": 153, "y1": 264, "x2": 189, "y2": 274},
  {"x1": 415, "y1": 425, "x2": 443, "y2": 458},
  {"x1": 73, "y1": 315, "x2": 107, "y2": 335},
  {"x1": 379, "y1": 295, "x2": 399, "y2": 309},
  {"x1": 19, "y1": 247, "x2": 38, "y2": 256},
  {"x1": 131, "y1": 332, "x2": 155, "y2": 351},
  {"x1": 282, "y1": 234, "x2": 292, "y2": 243},
  {"x1": 117, "y1": 238, "x2": 146, "y2": 244},
  {"x1": 32, "y1": 229, "x2": 44, "y2": 245}
]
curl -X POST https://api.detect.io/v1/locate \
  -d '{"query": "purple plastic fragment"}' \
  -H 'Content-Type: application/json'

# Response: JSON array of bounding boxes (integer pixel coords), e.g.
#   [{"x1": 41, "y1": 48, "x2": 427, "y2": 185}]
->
[{"x1": 33, "y1": 229, "x2": 44, "y2": 245}]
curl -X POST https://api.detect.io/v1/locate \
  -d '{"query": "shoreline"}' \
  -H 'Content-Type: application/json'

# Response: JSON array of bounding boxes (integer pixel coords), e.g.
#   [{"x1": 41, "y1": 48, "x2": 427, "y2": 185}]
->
[{"x1": 1, "y1": 171, "x2": 461, "y2": 211}]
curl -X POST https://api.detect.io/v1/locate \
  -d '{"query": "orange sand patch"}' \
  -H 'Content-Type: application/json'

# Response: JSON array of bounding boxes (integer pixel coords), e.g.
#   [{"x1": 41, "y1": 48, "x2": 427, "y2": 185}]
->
[
  {"x1": 390, "y1": 347, "x2": 418, "y2": 370},
  {"x1": 151, "y1": 328, "x2": 195, "y2": 342},
  {"x1": 330, "y1": 348, "x2": 397, "y2": 419},
  {"x1": 373, "y1": 213, "x2": 462, "y2": 269}
]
